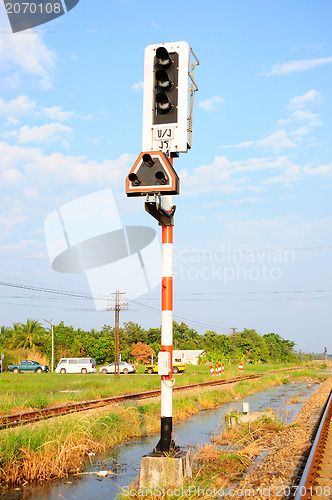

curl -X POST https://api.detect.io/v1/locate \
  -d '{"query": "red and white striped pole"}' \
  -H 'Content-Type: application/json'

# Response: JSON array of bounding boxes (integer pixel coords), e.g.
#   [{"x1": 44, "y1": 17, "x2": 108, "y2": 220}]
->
[{"x1": 156, "y1": 183, "x2": 174, "y2": 452}]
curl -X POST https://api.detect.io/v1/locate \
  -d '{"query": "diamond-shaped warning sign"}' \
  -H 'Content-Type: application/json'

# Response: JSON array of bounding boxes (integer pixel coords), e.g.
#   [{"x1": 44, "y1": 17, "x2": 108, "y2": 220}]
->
[{"x1": 126, "y1": 151, "x2": 179, "y2": 197}]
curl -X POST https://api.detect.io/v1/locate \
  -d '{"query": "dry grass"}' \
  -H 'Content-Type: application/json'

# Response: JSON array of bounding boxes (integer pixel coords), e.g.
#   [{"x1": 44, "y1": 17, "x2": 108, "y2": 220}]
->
[
  {"x1": 0, "y1": 416, "x2": 105, "y2": 485},
  {"x1": 286, "y1": 396, "x2": 302, "y2": 405},
  {"x1": 191, "y1": 414, "x2": 285, "y2": 488},
  {"x1": 213, "y1": 414, "x2": 284, "y2": 446},
  {"x1": 193, "y1": 443, "x2": 250, "y2": 490},
  {"x1": 0, "y1": 370, "x2": 318, "y2": 488}
]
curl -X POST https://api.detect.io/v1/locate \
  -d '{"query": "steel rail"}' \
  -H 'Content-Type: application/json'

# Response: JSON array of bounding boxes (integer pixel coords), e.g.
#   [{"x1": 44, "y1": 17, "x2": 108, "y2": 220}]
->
[
  {"x1": 0, "y1": 366, "x2": 308, "y2": 431},
  {"x1": 294, "y1": 388, "x2": 332, "y2": 500},
  {"x1": 0, "y1": 374, "x2": 261, "y2": 430}
]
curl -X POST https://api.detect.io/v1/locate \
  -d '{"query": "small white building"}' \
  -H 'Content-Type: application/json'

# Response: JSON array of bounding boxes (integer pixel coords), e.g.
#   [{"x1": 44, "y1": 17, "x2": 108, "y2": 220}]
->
[{"x1": 173, "y1": 349, "x2": 206, "y2": 365}]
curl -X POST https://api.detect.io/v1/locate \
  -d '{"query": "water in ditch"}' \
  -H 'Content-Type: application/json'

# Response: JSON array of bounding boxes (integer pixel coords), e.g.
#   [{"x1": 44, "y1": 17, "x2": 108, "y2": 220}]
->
[{"x1": 0, "y1": 380, "x2": 319, "y2": 500}]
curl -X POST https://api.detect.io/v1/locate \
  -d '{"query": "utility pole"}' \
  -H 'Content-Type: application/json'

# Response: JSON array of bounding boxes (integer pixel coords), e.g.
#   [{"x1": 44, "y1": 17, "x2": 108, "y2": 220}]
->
[
  {"x1": 324, "y1": 346, "x2": 327, "y2": 364},
  {"x1": 44, "y1": 318, "x2": 54, "y2": 372},
  {"x1": 107, "y1": 292, "x2": 128, "y2": 376},
  {"x1": 271, "y1": 342, "x2": 274, "y2": 362},
  {"x1": 231, "y1": 327, "x2": 237, "y2": 364}
]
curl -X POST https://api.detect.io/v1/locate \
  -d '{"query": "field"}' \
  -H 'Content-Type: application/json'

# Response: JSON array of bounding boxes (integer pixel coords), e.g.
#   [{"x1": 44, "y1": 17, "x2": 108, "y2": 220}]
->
[
  {"x1": 0, "y1": 362, "x2": 328, "y2": 487},
  {"x1": 0, "y1": 362, "x2": 310, "y2": 416}
]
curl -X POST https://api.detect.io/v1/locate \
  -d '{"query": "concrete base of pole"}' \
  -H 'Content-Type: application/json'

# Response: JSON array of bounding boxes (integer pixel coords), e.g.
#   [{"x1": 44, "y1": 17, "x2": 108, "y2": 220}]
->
[{"x1": 139, "y1": 450, "x2": 192, "y2": 489}]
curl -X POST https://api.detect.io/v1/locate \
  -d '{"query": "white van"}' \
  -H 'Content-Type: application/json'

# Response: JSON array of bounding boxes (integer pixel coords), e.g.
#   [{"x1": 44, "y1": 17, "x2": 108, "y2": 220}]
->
[{"x1": 55, "y1": 357, "x2": 96, "y2": 374}]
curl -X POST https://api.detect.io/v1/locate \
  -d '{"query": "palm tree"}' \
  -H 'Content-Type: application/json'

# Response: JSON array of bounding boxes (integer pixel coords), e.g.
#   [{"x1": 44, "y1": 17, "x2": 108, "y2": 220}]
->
[{"x1": 10, "y1": 319, "x2": 46, "y2": 351}]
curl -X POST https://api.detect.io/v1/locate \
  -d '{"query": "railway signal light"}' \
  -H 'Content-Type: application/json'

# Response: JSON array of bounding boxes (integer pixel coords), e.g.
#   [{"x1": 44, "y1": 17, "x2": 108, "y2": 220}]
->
[
  {"x1": 142, "y1": 41, "x2": 190, "y2": 154},
  {"x1": 154, "y1": 47, "x2": 178, "y2": 124},
  {"x1": 126, "y1": 151, "x2": 179, "y2": 197}
]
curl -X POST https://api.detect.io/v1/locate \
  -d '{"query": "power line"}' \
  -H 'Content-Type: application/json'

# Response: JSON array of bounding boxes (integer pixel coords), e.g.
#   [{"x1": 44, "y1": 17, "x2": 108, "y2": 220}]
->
[
  {"x1": 174, "y1": 289, "x2": 332, "y2": 296},
  {"x1": 0, "y1": 245, "x2": 331, "y2": 261},
  {"x1": 131, "y1": 298, "x2": 230, "y2": 332}
]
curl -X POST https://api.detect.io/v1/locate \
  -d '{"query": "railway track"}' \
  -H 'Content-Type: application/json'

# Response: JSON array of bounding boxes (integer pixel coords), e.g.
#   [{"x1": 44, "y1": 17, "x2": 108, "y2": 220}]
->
[
  {"x1": 294, "y1": 388, "x2": 332, "y2": 499},
  {"x1": 0, "y1": 366, "x2": 306, "y2": 431}
]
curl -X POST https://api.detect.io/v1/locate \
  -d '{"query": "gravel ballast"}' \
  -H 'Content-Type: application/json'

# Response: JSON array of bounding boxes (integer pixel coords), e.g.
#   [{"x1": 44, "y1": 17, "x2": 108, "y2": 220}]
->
[{"x1": 236, "y1": 376, "x2": 332, "y2": 499}]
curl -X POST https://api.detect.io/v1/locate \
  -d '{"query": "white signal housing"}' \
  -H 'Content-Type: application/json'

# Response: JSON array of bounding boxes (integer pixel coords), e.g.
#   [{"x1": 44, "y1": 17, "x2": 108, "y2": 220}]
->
[{"x1": 142, "y1": 41, "x2": 190, "y2": 155}]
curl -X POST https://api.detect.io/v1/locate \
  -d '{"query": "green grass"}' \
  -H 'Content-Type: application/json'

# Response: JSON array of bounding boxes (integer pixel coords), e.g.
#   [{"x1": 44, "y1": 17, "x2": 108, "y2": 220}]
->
[
  {"x1": 0, "y1": 362, "x2": 324, "y2": 487},
  {"x1": 0, "y1": 361, "x2": 316, "y2": 416}
]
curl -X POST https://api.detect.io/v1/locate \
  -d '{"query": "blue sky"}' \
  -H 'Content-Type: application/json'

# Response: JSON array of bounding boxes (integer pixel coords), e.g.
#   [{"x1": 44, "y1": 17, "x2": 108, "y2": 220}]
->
[{"x1": 0, "y1": 0, "x2": 331, "y2": 353}]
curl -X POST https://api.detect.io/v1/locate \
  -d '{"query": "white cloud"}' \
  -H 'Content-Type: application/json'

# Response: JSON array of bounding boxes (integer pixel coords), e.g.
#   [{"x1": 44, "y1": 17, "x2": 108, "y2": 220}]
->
[
  {"x1": 288, "y1": 90, "x2": 320, "y2": 110},
  {"x1": 0, "y1": 141, "x2": 39, "y2": 169},
  {"x1": 232, "y1": 197, "x2": 262, "y2": 205},
  {"x1": 290, "y1": 126, "x2": 310, "y2": 137},
  {"x1": 289, "y1": 110, "x2": 322, "y2": 127},
  {"x1": 266, "y1": 55, "x2": 332, "y2": 76},
  {"x1": 222, "y1": 141, "x2": 254, "y2": 149},
  {"x1": 179, "y1": 156, "x2": 265, "y2": 196},
  {"x1": 278, "y1": 109, "x2": 322, "y2": 128},
  {"x1": 289, "y1": 126, "x2": 310, "y2": 137},
  {"x1": 180, "y1": 156, "x2": 239, "y2": 195},
  {"x1": 308, "y1": 42, "x2": 326, "y2": 53},
  {"x1": 263, "y1": 163, "x2": 302, "y2": 185},
  {"x1": 23, "y1": 187, "x2": 40, "y2": 199},
  {"x1": 2, "y1": 168, "x2": 23, "y2": 182},
  {"x1": 0, "y1": 95, "x2": 37, "y2": 116},
  {"x1": 131, "y1": 80, "x2": 144, "y2": 93},
  {"x1": 6, "y1": 116, "x2": 19, "y2": 126},
  {"x1": 198, "y1": 96, "x2": 224, "y2": 111},
  {"x1": 0, "y1": 141, "x2": 134, "y2": 187},
  {"x1": 42, "y1": 106, "x2": 76, "y2": 121},
  {"x1": 0, "y1": 96, "x2": 78, "y2": 127},
  {"x1": 0, "y1": 32, "x2": 56, "y2": 89},
  {"x1": 202, "y1": 200, "x2": 224, "y2": 209},
  {"x1": 0, "y1": 202, "x2": 27, "y2": 230},
  {"x1": 178, "y1": 154, "x2": 308, "y2": 195},
  {"x1": 304, "y1": 163, "x2": 332, "y2": 177},
  {"x1": 0, "y1": 238, "x2": 46, "y2": 259},
  {"x1": 257, "y1": 130, "x2": 300, "y2": 153},
  {"x1": 228, "y1": 218, "x2": 287, "y2": 232},
  {"x1": 18, "y1": 123, "x2": 73, "y2": 144},
  {"x1": 87, "y1": 138, "x2": 100, "y2": 146},
  {"x1": 78, "y1": 113, "x2": 92, "y2": 121},
  {"x1": 1, "y1": 130, "x2": 18, "y2": 139}
]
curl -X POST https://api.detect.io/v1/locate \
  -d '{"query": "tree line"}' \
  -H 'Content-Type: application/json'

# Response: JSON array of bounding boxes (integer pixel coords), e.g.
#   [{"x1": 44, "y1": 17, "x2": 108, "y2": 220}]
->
[{"x1": 0, "y1": 318, "x2": 301, "y2": 366}]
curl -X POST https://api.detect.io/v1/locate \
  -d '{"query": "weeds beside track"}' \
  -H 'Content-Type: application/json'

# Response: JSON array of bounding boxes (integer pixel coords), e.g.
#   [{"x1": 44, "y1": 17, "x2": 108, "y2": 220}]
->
[{"x1": 0, "y1": 366, "x2": 310, "y2": 430}]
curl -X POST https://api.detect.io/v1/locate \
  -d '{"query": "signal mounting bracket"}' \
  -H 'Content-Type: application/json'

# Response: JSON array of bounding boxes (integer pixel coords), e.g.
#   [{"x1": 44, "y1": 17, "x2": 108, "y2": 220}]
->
[
  {"x1": 145, "y1": 193, "x2": 176, "y2": 226},
  {"x1": 187, "y1": 47, "x2": 199, "y2": 149}
]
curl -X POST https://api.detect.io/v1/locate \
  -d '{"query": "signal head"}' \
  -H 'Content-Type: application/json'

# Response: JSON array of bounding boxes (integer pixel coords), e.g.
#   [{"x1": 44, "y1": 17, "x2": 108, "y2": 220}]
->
[{"x1": 155, "y1": 47, "x2": 172, "y2": 69}]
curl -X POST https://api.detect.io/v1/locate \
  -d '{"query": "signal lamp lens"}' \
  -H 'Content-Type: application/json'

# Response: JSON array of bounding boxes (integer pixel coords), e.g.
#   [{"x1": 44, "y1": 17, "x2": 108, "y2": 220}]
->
[
  {"x1": 155, "y1": 171, "x2": 168, "y2": 185},
  {"x1": 142, "y1": 154, "x2": 155, "y2": 167},
  {"x1": 155, "y1": 70, "x2": 172, "y2": 91},
  {"x1": 155, "y1": 47, "x2": 172, "y2": 69},
  {"x1": 128, "y1": 173, "x2": 141, "y2": 186},
  {"x1": 156, "y1": 93, "x2": 172, "y2": 113}
]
